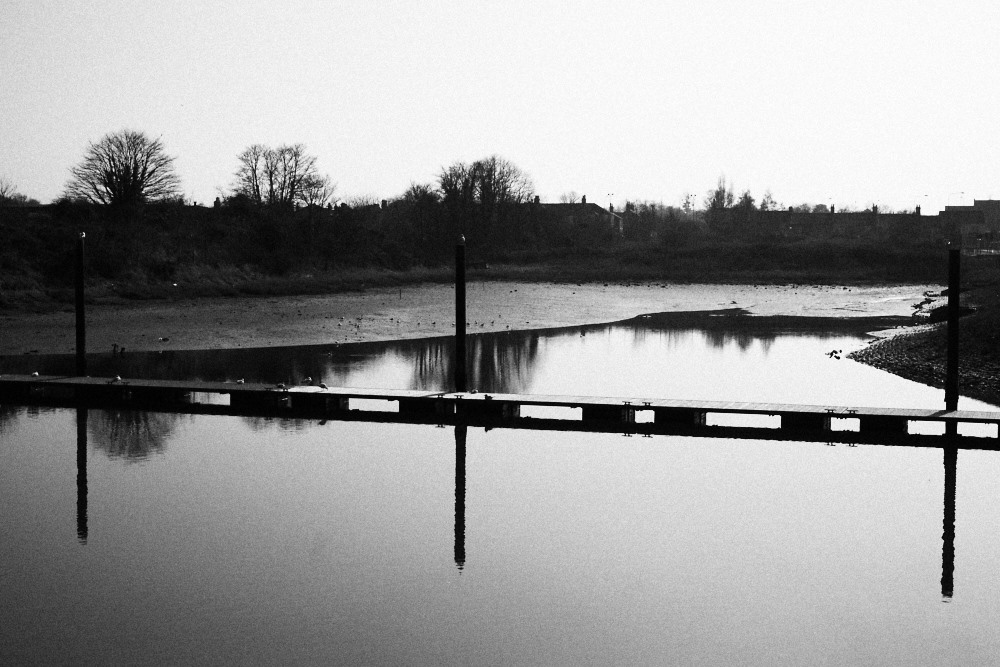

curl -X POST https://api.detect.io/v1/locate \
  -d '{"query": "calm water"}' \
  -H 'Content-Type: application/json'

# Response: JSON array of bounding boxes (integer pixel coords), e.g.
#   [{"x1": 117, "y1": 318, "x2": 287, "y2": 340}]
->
[{"x1": 2, "y1": 314, "x2": 999, "y2": 665}]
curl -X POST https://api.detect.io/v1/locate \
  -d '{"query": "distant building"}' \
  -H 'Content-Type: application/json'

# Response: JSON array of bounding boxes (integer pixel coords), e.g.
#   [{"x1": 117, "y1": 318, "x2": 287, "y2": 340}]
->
[
  {"x1": 943, "y1": 200, "x2": 998, "y2": 252},
  {"x1": 526, "y1": 196, "x2": 623, "y2": 243}
]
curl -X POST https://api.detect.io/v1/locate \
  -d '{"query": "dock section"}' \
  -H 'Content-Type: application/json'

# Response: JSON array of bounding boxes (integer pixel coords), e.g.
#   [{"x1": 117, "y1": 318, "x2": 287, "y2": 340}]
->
[{"x1": 2, "y1": 374, "x2": 998, "y2": 446}]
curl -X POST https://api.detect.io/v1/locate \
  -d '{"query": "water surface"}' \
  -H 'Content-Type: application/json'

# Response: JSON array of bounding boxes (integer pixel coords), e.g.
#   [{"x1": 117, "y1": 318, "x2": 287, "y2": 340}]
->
[{"x1": 2, "y1": 313, "x2": 998, "y2": 665}]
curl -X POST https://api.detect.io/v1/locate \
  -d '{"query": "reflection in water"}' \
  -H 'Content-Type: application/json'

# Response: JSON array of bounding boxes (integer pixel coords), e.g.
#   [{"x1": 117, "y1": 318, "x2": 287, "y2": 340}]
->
[
  {"x1": 468, "y1": 333, "x2": 540, "y2": 394},
  {"x1": 0, "y1": 404, "x2": 18, "y2": 437},
  {"x1": 89, "y1": 410, "x2": 178, "y2": 461},
  {"x1": 943, "y1": 446, "x2": 957, "y2": 600},
  {"x1": 0, "y1": 312, "x2": 901, "y2": 395},
  {"x1": 43, "y1": 404, "x2": 976, "y2": 597},
  {"x1": 455, "y1": 424, "x2": 467, "y2": 570},
  {"x1": 76, "y1": 408, "x2": 87, "y2": 544}
]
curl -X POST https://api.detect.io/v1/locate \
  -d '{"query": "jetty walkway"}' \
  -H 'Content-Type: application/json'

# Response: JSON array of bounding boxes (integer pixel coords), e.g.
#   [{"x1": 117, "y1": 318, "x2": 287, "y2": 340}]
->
[{"x1": 3, "y1": 374, "x2": 998, "y2": 448}]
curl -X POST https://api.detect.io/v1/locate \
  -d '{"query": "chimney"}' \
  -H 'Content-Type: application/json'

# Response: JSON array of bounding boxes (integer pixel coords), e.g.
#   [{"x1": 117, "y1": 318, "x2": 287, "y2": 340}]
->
[
  {"x1": 381, "y1": 199, "x2": 387, "y2": 209},
  {"x1": 581, "y1": 195, "x2": 586, "y2": 204},
  {"x1": 534, "y1": 195, "x2": 540, "y2": 204}
]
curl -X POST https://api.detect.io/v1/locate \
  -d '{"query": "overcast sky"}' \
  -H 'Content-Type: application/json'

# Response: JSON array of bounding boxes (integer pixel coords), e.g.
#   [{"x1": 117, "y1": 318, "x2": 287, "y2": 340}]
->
[{"x1": 2, "y1": 0, "x2": 997, "y2": 212}]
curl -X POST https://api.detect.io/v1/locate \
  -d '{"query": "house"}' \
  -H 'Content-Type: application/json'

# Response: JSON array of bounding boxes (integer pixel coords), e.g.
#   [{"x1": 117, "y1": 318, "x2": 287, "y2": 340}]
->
[
  {"x1": 526, "y1": 195, "x2": 623, "y2": 244},
  {"x1": 943, "y1": 200, "x2": 1000, "y2": 252}
]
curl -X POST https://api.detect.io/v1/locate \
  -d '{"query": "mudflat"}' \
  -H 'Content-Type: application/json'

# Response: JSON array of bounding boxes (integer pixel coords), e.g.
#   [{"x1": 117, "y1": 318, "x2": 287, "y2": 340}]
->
[{"x1": 0, "y1": 281, "x2": 934, "y2": 357}]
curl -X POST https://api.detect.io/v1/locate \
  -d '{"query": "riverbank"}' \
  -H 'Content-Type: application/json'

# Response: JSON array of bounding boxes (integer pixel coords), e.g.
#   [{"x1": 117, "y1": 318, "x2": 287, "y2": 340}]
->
[
  {"x1": 849, "y1": 283, "x2": 1000, "y2": 406},
  {"x1": 0, "y1": 281, "x2": 932, "y2": 357}
]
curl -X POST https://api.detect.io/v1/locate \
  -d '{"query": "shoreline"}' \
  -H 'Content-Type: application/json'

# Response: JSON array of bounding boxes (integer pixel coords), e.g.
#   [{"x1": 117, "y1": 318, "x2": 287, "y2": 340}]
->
[
  {"x1": 5, "y1": 278, "x2": 995, "y2": 405},
  {"x1": 0, "y1": 281, "x2": 935, "y2": 358},
  {"x1": 849, "y1": 324, "x2": 1000, "y2": 407}
]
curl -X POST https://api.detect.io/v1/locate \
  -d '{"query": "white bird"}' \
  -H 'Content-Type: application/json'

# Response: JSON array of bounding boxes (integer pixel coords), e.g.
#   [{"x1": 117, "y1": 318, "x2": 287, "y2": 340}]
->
[{"x1": 236, "y1": 378, "x2": 245, "y2": 384}]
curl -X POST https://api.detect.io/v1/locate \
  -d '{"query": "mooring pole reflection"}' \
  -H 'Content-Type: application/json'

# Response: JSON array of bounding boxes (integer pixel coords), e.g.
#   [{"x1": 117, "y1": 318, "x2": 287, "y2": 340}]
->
[
  {"x1": 455, "y1": 423, "x2": 467, "y2": 570},
  {"x1": 942, "y1": 445, "x2": 957, "y2": 600},
  {"x1": 76, "y1": 407, "x2": 88, "y2": 544}
]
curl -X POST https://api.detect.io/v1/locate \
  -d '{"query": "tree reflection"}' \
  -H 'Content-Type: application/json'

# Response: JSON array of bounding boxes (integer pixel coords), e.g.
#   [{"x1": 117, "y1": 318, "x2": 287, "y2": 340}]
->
[
  {"x1": 0, "y1": 404, "x2": 19, "y2": 436},
  {"x1": 403, "y1": 332, "x2": 541, "y2": 393},
  {"x1": 467, "y1": 333, "x2": 539, "y2": 393},
  {"x1": 0, "y1": 310, "x2": 902, "y2": 396},
  {"x1": 88, "y1": 409, "x2": 178, "y2": 461}
]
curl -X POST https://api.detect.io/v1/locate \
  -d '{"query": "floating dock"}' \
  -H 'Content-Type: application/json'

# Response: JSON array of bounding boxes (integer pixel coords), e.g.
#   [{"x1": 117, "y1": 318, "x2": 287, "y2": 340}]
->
[{"x1": 2, "y1": 374, "x2": 998, "y2": 446}]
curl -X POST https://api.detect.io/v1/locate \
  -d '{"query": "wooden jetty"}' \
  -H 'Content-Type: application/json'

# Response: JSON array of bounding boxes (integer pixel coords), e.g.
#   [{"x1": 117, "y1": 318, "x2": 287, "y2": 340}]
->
[{"x1": 3, "y1": 373, "x2": 999, "y2": 447}]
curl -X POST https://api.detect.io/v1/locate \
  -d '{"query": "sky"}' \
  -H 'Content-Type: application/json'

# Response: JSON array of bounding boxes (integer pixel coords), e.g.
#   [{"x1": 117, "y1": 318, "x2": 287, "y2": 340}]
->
[{"x1": 2, "y1": 0, "x2": 998, "y2": 213}]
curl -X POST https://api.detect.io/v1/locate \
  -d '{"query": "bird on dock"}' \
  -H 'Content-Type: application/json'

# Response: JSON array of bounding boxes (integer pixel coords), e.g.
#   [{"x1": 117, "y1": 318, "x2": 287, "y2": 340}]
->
[
  {"x1": 236, "y1": 378, "x2": 245, "y2": 384},
  {"x1": 31, "y1": 371, "x2": 39, "y2": 377},
  {"x1": 319, "y1": 382, "x2": 328, "y2": 390},
  {"x1": 303, "y1": 376, "x2": 312, "y2": 384}
]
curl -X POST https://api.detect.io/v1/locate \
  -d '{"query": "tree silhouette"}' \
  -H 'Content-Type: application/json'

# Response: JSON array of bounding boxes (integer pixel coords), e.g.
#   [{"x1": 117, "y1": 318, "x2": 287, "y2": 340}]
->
[
  {"x1": 0, "y1": 176, "x2": 38, "y2": 205},
  {"x1": 64, "y1": 130, "x2": 181, "y2": 207},
  {"x1": 232, "y1": 143, "x2": 327, "y2": 208},
  {"x1": 438, "y1": 155, "x2": 534, "y2": 247}
]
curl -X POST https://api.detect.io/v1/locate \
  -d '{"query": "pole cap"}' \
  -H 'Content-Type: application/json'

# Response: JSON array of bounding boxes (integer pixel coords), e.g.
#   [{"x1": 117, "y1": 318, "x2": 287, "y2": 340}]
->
[{"x1": 79, "y1": 232, "x2": 86, "y2": 239}]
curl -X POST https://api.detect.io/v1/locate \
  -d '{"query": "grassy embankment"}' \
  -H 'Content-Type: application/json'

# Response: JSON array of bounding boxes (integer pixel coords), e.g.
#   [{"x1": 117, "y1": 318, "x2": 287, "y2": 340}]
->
[{"x1": 0, "y1": 203, "x2": 953, "y2": 310}]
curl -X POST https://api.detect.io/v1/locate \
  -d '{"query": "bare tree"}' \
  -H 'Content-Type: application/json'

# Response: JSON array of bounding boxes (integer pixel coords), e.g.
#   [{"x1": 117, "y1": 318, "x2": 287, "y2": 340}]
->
[
  {"x1": 300, "y1": 173, "x2": 337, "y2": 207},
  {"x1": 345, "y1": 194, "x2": 380, "y2": 208},
  {"x1": 680, "y1": 191, "x2": 697, "y2": 214},
  {"x1": 704, "y1": 175, "x2": 735, "y2": 211},
  {"x1": 0, "y1": 177, "x2": 37, "y2": 205},
  {"x1": 759, "y1": 190, "x2": 778, "y2": 211},
  {"x1": 232, "y1": 143, "x2": 321, "y2": 207},
  {"x1": 471, "y1": 155, "x2": 534, "y2": 207},
  {"x1": 233, "y1": 144, "x2": 267, "y2": 204},
  {"x1": 64, "y1": 130, "x2": 181, "y2": 207},
  {"x1": 704, "y1": 176, "x2": 736, "y2": 230},
  {"x1": 437, "y1": 155, "x2": 534, "y2": 247},
  {"x1": 559, "y1": 191, "x2": 580, "y2": 204},
  {"x1": 438, "y1": 162, "x2": 474, "y2": 204},
  {"x1": 400, "y1": 182, "x2": 440, "y2": 206},
  {"x1": 437, "y1": 155, "x2": 534, "y2": 208},
  {"x1": 0, "y1": 176, "x2": 17, "y2": 201}
]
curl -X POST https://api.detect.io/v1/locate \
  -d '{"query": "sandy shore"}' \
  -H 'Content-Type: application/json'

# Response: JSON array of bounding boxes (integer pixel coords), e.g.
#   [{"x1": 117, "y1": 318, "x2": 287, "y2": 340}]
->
[{"x1": 0, "y1": 281, "x2": 936, "y2": 357}]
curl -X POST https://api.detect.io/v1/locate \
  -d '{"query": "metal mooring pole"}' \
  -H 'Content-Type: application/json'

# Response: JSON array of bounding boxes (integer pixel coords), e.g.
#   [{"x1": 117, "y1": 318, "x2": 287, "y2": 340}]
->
[
  {"x1": 75, "y1": 232, "x2": 87, "y2": 376},
  {"x1": 455, "y1": 235, "x2": 467, "y2": 392},
  {"x1": 945, "y1": 247, "x2": 960, "y2": 413}
]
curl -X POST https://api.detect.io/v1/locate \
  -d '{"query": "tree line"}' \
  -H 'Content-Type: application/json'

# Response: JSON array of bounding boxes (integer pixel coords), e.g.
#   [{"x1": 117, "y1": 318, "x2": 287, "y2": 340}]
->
[
  {"x1": 2, "y1": 128, "x2": 861, "y2": 217},
  {"x1": 2, "y1": 128, "x2": 907, "y2": 261}
]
